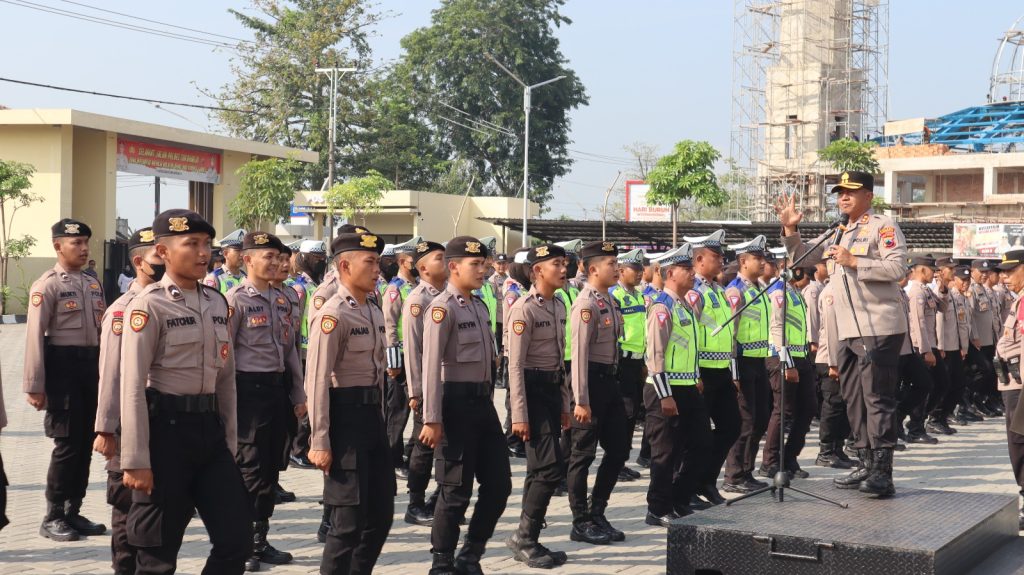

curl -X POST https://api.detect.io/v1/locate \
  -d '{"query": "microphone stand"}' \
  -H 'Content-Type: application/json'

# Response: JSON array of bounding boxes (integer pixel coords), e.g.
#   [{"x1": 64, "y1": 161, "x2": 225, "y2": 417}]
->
[{"x1": 713, "y1": 222, "x2": 848, "y2": 509}]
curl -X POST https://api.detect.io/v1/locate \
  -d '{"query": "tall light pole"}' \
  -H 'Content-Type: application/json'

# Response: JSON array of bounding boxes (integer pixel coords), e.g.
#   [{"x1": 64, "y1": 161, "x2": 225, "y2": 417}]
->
[
  {"x1": 315, "y1": 66, "x2": 357, "y2": 241},
  {"x1": 486, "y1": 54, "x2": 564, "y2": 247}
]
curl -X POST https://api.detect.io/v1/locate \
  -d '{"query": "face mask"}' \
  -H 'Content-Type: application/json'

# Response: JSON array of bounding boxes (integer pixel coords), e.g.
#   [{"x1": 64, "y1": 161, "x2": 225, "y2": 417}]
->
[
  {"x1": 311, "y1": 260, "x2": 327, "y2": 282},
  {"x1": 410, "y1": 266, "x2": 420, "y2": 279},
  {"x1": 143, "y1": 261, "x2": 166, "y2": 283},
  {"x1": 382, "y1": 262, "x2": 399, "y2": 282}
]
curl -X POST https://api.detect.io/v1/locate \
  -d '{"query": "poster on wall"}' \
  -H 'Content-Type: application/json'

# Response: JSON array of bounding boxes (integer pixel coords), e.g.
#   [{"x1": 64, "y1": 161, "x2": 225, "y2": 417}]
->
[
  {"x1": 625, "y1": 180, "x2": 672, "y2": 222},
  {"x1": 116, "y1": 137, "x2": 222, "y2": 184},
  {"x1": 953, "y1": 223, "x2": 1024, "y2": 258}
]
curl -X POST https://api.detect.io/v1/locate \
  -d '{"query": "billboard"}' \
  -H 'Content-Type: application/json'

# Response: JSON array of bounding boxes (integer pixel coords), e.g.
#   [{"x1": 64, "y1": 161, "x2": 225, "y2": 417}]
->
[
  {"x1": 625, "y1": 180, "x2": 672, "y2": 222},
  {"x1": 952, "y1": 223, "x2": 1024, "y2": 258},
  {"x1": 116, "y1": 137, "x2": 222, "y2": 184}
]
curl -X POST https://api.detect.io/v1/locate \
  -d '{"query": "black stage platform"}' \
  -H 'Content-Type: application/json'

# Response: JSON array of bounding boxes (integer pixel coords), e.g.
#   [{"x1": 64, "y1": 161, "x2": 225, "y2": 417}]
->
[{"x1": 667, "y1": 481, "x2": 1018, "y2": 575}]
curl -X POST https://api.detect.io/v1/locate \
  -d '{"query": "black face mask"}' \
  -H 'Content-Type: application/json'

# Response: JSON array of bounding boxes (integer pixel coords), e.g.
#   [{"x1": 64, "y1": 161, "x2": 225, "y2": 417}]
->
[
  {"x1": 410, "y1": 266, "x2": 420, "y2": 279},
  {"x1": 382, "y1": 262, "x2": 399, "y2": 282},
  {"x1": 311, "y1": 260, "x2": 327, "y2": 283},
  {"x1": 143, "y1": 261, "x2": 166, "y2": 283}
]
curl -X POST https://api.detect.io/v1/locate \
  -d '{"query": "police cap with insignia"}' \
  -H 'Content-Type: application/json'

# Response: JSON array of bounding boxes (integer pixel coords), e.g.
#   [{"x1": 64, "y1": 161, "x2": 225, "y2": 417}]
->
[
  {"x1": 412, "y1": 240, "x2": 445, "y2": 265},
  {"x1": 935, "y1": 256, "x2": 957, "y2": 269},
  {"x1": 153, "y1": 209, "x2": 216, "y2": 239},
  {"x1": 495, "y1": 253, "x2": 508, "y2": 263},
  {"x1": 580, "y1": 240, "x2": 618, "y2": 260},
  {"x1": 479, "y1": 236, "x2": 497, "y2": 255},
  {"x1": 683, "y1": 229, "x2": 726, "y2": 254},
  {"x1": 971, "y1": 259, "x2": 994, "y2": 271},
  {"x1": 330, "y1": 232, "x2": 385, "y2": 255},
  {"x1": 909, "y1": 255, "x2": 936, "y2": 268},
  {"x1": 954, "y1": 265, "x2": 971, "y2": 279},
  {"x1": 729, "y1": 235, "x2": 766, "y2": 256},
  {"x1": 528, "y1": 244, "x2": 566, "y2": 266},
  {"x1": 128, "y1": 227, "x2": 155, "y2": 250},
  {"x1": 617, "y1": 248, "x2": 645, "y2": 269},
  {"x1": 299, "y1": 240, "x2": 327, "y2": 255},
  {"x1": 337, "y1": 223, "x2": 371, "y2": 235},
  {"x1": 242, "y1": 231, "x2": 281, "y2": 251},
  {"x1": 997, "y1": 250, "x2": 1024, "y2": 271},
  {"x1": 653, "y1": 244, "x2": 693, "y2": 267},
  {"x1": 833, "y1": 170, "x2": 874, "y2": 192},
  {"x1": 51, "y1": 218, "x2": 92, "y2": 239},
  {"x1": 445, "y1": 236, "x2": 489, "y2": 259}
]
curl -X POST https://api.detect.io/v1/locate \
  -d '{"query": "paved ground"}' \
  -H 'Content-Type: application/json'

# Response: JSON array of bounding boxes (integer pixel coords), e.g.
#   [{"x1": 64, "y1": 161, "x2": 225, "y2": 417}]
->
[{"x1": 0, "y1": 322, "x2": 1020, "y2": 574}]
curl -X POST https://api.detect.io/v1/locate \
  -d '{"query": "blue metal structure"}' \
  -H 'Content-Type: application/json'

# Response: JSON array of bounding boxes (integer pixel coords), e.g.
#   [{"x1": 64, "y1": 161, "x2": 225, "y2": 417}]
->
[{"x1": 878, "y1": 101, "x2": 1024, "y2": 152}]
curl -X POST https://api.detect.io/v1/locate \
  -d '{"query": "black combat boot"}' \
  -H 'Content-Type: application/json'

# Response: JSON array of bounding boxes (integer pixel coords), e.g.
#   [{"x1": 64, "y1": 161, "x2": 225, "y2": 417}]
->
[
  {"x1": 589, "y1": 498, "x2": 624, "y2": 542},
  {"x1": 65, "y1": 499, "x2": 106, "y2": 535},
  {"x1": 860, "y1": 448, "x2": 895, "y2": 498},
  {"x1": 816, "y1": 443, "x2": 854, "y2": 469},
  {"x1": 834, "y1": 448, "x2": 872, "y2": 489},
  {"x1": 569, "y1": 508, "x2": 610, "y2": 545},
  {"x1": 507, "y1": 513, "x2": 565, "y2": 569},
  {"x1": 454, "y1": 537, "x2": 487, "y2": 575},
  {"x1": 40, "y1": 501, "x2": 78, "y2": 542},
  {"x1": 429, "y1": 551, "x2": 458, "y2": 575},
  {"x1": 317, "y1": 504, "x2": 330, "y2": 543},
  {"x1": 254, "y1": 520, "x2": 292, "y2": 564},
  {"x1": 405, "y1": 492, "x2": 434, "y2": 526}
]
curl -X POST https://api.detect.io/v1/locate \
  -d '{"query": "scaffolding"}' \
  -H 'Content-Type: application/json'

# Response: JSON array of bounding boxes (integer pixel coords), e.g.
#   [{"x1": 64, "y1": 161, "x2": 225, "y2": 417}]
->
[
  {"x1": 989, "y1": 15, "x2": 1024, "y2": 104},
  {"x1": 730, "y1": 0, "x2": 889, "y2": 221}
]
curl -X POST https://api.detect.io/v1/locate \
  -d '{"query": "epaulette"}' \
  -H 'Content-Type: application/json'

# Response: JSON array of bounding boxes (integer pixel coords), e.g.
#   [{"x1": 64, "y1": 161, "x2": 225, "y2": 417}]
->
[
  {"x1": 389, "y1": 277, "x2": 406, "y2": 289},
  {"x1": 508, "y1": 283, "x2": 521, "y2": 295},
  {"x1": 212, "y1": 268, "x2": 224, "y2": 277},
  {"x1": 653, "y1": 291, "x2": 675, "y2": 308},
  {"x1": 201, "y1": 282, "x2": 229, "y2": 306}
]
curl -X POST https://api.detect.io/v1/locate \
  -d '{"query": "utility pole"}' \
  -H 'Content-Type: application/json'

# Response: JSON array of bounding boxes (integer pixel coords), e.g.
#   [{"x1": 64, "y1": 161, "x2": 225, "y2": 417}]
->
[
  {"x1": 486, "y1": 54, "x2": 564, "y2": 247},
  {"x1": 154, "y1": 176, "x2": 160, "y2": 219},
  {"x1": 315, "y1": 66, "x2": 357, "y2": 243}
]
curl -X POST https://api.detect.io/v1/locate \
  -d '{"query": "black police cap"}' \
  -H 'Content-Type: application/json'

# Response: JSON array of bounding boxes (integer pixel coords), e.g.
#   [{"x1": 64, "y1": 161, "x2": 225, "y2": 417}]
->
[
  {"x1": 153, "y1": 209, "x2": 216, "y2": 239},
  {"x1": 242, "y1": 231, "x2": 288, "y2": 254},
  {"x1": 445, "y1": 236, "x2": 489, "y2": 259},
  {"x1": 997, "y1": 250, "x2": 1024, "y2": 271},
  {"x1": 52, "y1": 218, "x2": 91, "y2": 239},
  {"x1": 495, "y1": 253, "x2": 508, "y2": 263},
  {"x1": 128, "y1": 227, "x2": 155, "y2": 250},
  {"x1": 330, "y1": 232, "x2": 384, "y2": 256},
  {"x1": 971, "y1": 259, "x2": 994, "y2": 271},
  {"x1": 833, "y1": 171, "x2": 874, "y2": 192},
  {"x1": 580, "y1": 240, "x2": 618, "y2": 260},
  {"x1": 935, "y1": 256, "x2": 957, "y2": 269},
  {"x1": 528, "y1": 244, "x2": 566, "y2": 266},
  {"x1": 909, "y1": 255, "x2": 935, "y2": 268},
  {"x1": 337, "y1": 224, "x2": 371, "y2": 235},
  {"x1": 954, "y1": 266, "x2": 971, "y2": 279},
  {"x1": 412, "y1": 240, "x2": 445, "y2": 266}
]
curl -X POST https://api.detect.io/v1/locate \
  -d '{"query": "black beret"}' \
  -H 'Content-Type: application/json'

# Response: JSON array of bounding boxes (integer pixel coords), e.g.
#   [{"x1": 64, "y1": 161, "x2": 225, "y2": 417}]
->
[
  {"x1": 337, "y1": 223, "x2": 371, "y2": 235},
  {"x1": 330, "y1": 232, "x2": 384, "y2": 256},
  {"x1": 153, "y1": 209, "x2": 216, "y2": 239},
  {"x1": 52, "y1": 218, "x2": 91, "y2": 239},
  {"x1": 833, "y1": 171, "x2": 874, "y2": 192},
  {"x1": 128, "y1": 227, "x2": 155, "y2": 250},
  {"x1": 528, "y1": 244, "x2": 566, "y2": 266},
  {"x1": 909, "y1": 255, "x2": 936, "y2": 268},
  {"x1": 997, "y1": 250, "x2": 1024, "y2": 271},
  {"x1": 971, "y1": 259, "x2": 994, "y2": 271},
  {"x1": 412, "y1": 240, "x2": 445, "y2": 265},
  {"x1": 580, "y1": 240, "x2": 618, "y2": 260},
  {"x1": 445, "y1": 236, "x2": 489, "y2": 259}
]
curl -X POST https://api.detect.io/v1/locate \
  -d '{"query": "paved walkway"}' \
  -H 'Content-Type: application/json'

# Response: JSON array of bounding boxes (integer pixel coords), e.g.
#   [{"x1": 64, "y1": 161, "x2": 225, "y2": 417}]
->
[{"x1": 0, "y1": 323, "x2": 1020, "y2": 574}]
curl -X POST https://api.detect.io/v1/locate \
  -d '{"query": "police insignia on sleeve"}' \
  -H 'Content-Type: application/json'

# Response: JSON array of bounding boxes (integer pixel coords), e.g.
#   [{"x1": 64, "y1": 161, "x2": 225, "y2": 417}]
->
[
  {"x1": 111, "y1": 311, "x2": 124, "y2": 336},
  {"x1": 581, "y1": 309, "x2": 592, "y2": 323},
  {"x1": 30, "y1": 292, "x2": 42, "y2": 307},
  {"x1": 879, "y1": 226, "x2": 896, "y2": 249},
  {"x1": 410, "y1": 303, "x2": 422, "y2": 317},
  {"x1": 512, "y1": 320, "x2": 526, "y2": 335},
  {"x1": 320, "y1": 315, "x2": 338, "y2": 334},
  {"x1": 313, "y1": 296, "x2": 326, "y2": 310},
  {"x1": 431, "y1": 307, "x2": 447, "y2": 323},
  {"x1": 129, "y1": 310, "x2": 149, "y2": 332},
  {"x1": 656, "y1": 311, "x2": 668, "y2": 325},
  {"x1": 220, "y1": 342, "x2": 230, "y2": 360},
  {"x1": 685, "y1": 290, "x2": 700, "y2": 307}
]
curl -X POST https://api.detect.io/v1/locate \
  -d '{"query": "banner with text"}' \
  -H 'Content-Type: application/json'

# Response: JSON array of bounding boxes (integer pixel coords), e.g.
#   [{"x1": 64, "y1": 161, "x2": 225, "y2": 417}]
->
[
  {"x1": 953, "y1": 223, "x2": 1024, "y2": 258},
  {"x1": 625, "y1": 180, "x2": 672, "y2": 222},
  {"x1": 116, "y1": 137, "x2": 222, "y2": 184}
]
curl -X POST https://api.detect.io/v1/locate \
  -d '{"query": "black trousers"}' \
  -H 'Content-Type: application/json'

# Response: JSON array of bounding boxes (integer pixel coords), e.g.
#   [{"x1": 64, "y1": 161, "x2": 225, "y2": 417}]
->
[
  {"x1": 521, "y1": 372, "x2": 566, "y2": 521},
  {"x1": 816, "y1": 364, "x2": 849, "y2": 445},
  {"x1": 697, "y1": 367, "x2": 741, "y2": 485},
  {"x1": 897, "y1": 353, "x2": 934, "y2": 434},
  {"x1": 1002, "y1": 389, "x2": 1024, "y2": 496},
  {"x1": 724, "y1": 356, "x2": 770, "y2": 483},
  {"x1": 616, "y1": 357, "x2": 645, "y2": 458},
  {"x1": 644, "y1": 384, "x2": 711, "y2": 516},
  {"x1": 386, "y1": 369, "x2": 411, "y2": 468},
  {"x1": 838, "y1": 335, "x2": 901, "y2": 449},
  {"x1": 407, "y1": 407, "x2": 434, "y2": 498},
  {"x1": 567, "y1": 364, "x2": 630, "y2": 521},
  {"x1": 0, "y1": 448, "x2": 8, "y2": 533},
  {"x1": 934, "y1": 350, "x2": 967, "y2": 420},
  {"x1": 762, "y1": 357, "x2": 817, "y2": 469},
  {"x1": 432, "y1": 387, "x2": 511, "y2": 553},
  {"x1": 43, "y1": 346, "x2": 99, "y2": 504},
  {"x1": 967, "y1": 344, "x2": 997, "y2": 399},
  {"x1": 292, "y1": 414, "x2": 312, "y2": 460},
  {"x1": 322, "y1": 394, "x2": 396, "y2": 575},
  {"x1": 505, "y1": 385, "x2": 524, "y2": 450},
  {"x1": 128, "y1": 411, "x2": 252, "y2": 575},
  {"x1": 108, "y1": 470, "x2": 136, "y2": 574},
  {"x1": 235, "y1": 372, "x2": 290, "y2": 521},
  {"x1": 559, "y1": 361, "x2": 573, "y2": 476}
]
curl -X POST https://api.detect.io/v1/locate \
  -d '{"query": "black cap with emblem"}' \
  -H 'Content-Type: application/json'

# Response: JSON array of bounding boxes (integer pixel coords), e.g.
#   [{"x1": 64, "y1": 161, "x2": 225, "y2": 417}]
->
[
  {"x1": 935, "y1": 256, "x2": 957, "y2": 269},
  {"x1": 128, "y1": 227, "x2": 155, "y2": 250},
  {"x1": 971, "y1": 259, "x2": 994, "y2": 271},
  {"x1": 412, "y1": 240, "x2": 445, "y2": 266},
  {"x1": 997, "y1": 250, "x2": 1024, "y2": 271},
  {"x1": 337, "y1": 223, "x2": 371, "y2": 235},
  {"x1": 445, "y1": 236, "x2": 489, "y2": 259},
  {"x1": 242, "y1": 231, "x2": 282, "y2": 251},
  {"x1": 527, "y1": 244, "x2": 565, "y2": 266},
  {"x1": 495, "y1": 253, "x2": 508, "y2": 263},
  {"x1": 52, "y1": 218, "x2": 92, "y2": 239},
  {"x1": 153, "y1": 209, "x2": 216, "y2": 239},
  {"x1": 580, "y1": 240, "x2": 618, "y2": 260},
  {"x1": 833, "y1": 170, "x2": 874, "y2": 192},
  {"x1": 954, "y1": 266, "x2": 971, "y2": 279},
  {"x1": 330, "y1": 232, "x2": 385, "y2": 255},
  {"x1": 909, "y1": 255, "x2": 936, "y2": 268}
]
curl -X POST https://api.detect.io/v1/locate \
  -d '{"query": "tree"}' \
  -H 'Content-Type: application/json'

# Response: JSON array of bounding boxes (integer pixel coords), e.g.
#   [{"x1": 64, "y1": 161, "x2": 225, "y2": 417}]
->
[
  {"x1": 0, "y1": 159, "x2": 41, "y2": 312},
  {"x1": 817, "y1": 138, "x2": 880, "y2": 174},
  {"x1": 229, "y1": 157, "x2": 302, "y2": 231},
  {"x1": 623, "y1": 141, "x2": 658, "y2": 181},
  {"x1": 646, "y1": 141, "x2": 726, "y2": 247},
  {"x1": 400, "y1": 0, "x2": 589, "y2": 208},
  {"x1": 323, "y1": 170, "x2": 392, "y2": 225}
]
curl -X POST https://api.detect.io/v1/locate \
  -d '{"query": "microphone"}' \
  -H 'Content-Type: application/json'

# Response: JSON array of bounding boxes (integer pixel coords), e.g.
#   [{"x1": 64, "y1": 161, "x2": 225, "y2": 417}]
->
[{"x1": 829, "y1": 213, "x2": 850, "y2": 249}]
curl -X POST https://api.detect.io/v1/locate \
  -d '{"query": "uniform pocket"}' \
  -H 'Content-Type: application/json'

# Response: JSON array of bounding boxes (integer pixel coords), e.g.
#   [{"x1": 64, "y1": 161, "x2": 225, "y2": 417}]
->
[
  {"x1": 325, "y1": 446, "x2": 361, "y2": 506},
  {"x1": 161, "y1": 329, "x2": 201, "y2": 368},
  {"x1": 43, "y1": 409, "x2": 71, "y2": 439},
  {"x1": 55, "y1": 302, "x2": 83, "y2": 330},
  {"x1": 433, "y1": 444, "x2": 465, "y2": 487},
  {"x1": 456, "y1": 329, "x2": 483, "y2": 363},
  {"x1": 127, "y1": 489, "x2": 163, "y2": 548}
]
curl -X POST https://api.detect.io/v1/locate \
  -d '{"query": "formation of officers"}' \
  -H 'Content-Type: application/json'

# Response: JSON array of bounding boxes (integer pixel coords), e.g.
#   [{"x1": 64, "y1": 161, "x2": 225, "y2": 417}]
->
[{"x1": 10, "y1": 170, "x2": 1024, "y2": 574}]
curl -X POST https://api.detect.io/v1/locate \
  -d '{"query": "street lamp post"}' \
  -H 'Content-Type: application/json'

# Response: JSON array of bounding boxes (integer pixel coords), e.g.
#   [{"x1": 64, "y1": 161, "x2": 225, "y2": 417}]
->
[
  {"x1": 486, "y1": 54, "x2": 564, "y2": 247},
  {"x1": 315, "y1": 66, "x2": 357, "y2": 242}
]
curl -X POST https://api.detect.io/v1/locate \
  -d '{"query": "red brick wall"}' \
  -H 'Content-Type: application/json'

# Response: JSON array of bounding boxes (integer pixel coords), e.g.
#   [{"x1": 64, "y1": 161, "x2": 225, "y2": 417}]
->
[
  {"x1": 938, "y1": 173, "x2": 983, "y2": 202},
  {"x1": 997, "y1": 171, "x2": 1024, "y2": 195}
]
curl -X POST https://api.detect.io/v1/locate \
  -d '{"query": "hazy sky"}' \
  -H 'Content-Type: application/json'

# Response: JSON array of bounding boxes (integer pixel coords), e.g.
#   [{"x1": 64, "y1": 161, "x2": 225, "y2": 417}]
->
[{"x1": 1, "y1": 1, "x2": 1022, "y2": 230}]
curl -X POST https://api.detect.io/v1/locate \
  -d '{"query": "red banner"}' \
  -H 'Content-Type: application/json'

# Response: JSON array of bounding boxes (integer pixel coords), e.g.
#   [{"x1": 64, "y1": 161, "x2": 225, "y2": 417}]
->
[{"x1": 116, "y1": 137, "x2": 221, "y2": 184}]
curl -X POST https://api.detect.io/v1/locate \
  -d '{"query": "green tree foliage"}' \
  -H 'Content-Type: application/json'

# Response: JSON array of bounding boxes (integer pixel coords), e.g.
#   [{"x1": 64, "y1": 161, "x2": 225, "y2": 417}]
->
[
  {"x1": 229, "y1": 157, "x2": 301, "y2": 231},
  {"x1": 324, "y1": 170, "x2": 392, "y2": 224},
  {"x1": 0, "y1": 159, "x2": 41, "y2": 311},
  {"x1": 400, "y1": 0, "x2": 589, "y2": 207},
  {"x1": 817, "y1": 138, "x2": 880, "y2": 174},
  {"x1": 647, "y1": 141, "x2": 726, "y2": 246}
]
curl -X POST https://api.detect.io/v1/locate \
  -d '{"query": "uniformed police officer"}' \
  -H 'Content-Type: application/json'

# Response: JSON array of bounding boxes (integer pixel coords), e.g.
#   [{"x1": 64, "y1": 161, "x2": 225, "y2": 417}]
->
[
  {"x1": 722, "y1": 236, "x2": 772, "y2": 493},
  {"x1": 226, "y1": 232, "x2": 307, "y2": 571},
  {"x1": 120, "y1": 209, "x2": 252, "y2": 574},
  {"x1": 968, "y1": 260, "x2": 1000, "y2": 417},
  {"x1": 777, "y1": 170, "x2": 908, "y2": 497},
  {"x1": 995, "y1": 249, "x2": 1024, "y2": 529},
  {"x1": 505, "y1": 243, "x2": 570, "y2": 568},
  {"x1": 93, "y1": 227, "x2": 159, "y2": 572},
  {"x1": 475, "y1": 237, "x2": 501, "y2": 392},
  {"x1": 383, "y1": 238, "x2": 420, "y2": 477},
  {"x1": 609, "y1": 248, "x2": 648, "y2": 483},
  {"x1": 420, "y1": 236, "x2": 512, "y2": 575},
  {"x1": 403, "y1": 240, "x2": 448, "y2": 527},
  {"x1": 503, "y1": 249, "x2": 532, "y2": 459},
  {"x1": 204, "y1": 233, "x2": 246, "y2": 294},
  {"x1": 643, "y1": 244, "x2": 713, "y2": 525},
  {"x1": 904, "y1": 256, "x2": 945, "y2": 444},
  {"x1": 932, "y1": 266, "x2": 974, "y2": 430},
  {"x1": 567, "y1": 240, "x2": 629, "y2": 545},
  {"x1": 305, "y1": 230, "x2": 395, "y2": 574},
  {"x1": 491, "y1": 253, "x2": 510, "y2": 389},
  {"x1": 814, "y1": 280, "x2": 856, "y2": 469},
  {"x1": 24, "y1": 218, "x2": 107, "y2": 541}
]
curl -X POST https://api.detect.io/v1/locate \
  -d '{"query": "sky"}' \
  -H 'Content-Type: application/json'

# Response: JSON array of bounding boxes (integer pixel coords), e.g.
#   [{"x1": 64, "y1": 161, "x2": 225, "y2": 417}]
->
[{"x1": 1, "y1": 1, "x2": 1022, "y2": 231}]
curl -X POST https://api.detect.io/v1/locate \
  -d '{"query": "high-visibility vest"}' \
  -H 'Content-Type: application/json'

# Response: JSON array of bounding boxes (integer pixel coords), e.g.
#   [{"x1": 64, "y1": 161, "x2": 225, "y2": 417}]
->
[
  {"x1": 728, "y1": 278, "x2": 770, "y2": 358},
  {"x1": 782, "y1": 288, "x2": 809, "y2": 358},
  {"x1": 556, "y1": 285, "x2": 579, "y2": 362},
  {"x1": 655, "y1": 292, "x2": 699, "y2": 386},
  {"x1": 284, "y1": 274, "x2": 317, "y2": 351},
  {"x1": 694, "y1": 279, "x2": 734, "y2": 369},
  {"x1": 610, "y1": 284, "x2": 646, "y2": 354},
  {"x1": 387, "y1": 277, "x2": 416, "y2": 341},
  {"x1": 474, "y1": 282, "x2": 497, "y2": 333}
]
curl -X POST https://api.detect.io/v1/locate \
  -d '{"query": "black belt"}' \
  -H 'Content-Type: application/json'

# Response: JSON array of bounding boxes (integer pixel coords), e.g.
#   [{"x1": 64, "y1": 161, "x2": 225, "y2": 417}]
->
[
  {"x1": 329, "y1": 386, "x2": 382, "y2": 406},
  {"x1": 524, "y1": 369, "x2": 562, "y2": 385},
  {"x1": 46, "y1": 344, "x2": 99, "y2": 361},
  {"x1": 588, "y1": 361, "x2": 619, "y2": 376},
  {"x1": 146, "y1": 388, "x2": 218, "y2": 415},
  {"x1": 236, "y1": 371, "x2": 286, "y2": 387},
  {"x1": 443, "y1": 381, "x2": 492, "y2": 399}
]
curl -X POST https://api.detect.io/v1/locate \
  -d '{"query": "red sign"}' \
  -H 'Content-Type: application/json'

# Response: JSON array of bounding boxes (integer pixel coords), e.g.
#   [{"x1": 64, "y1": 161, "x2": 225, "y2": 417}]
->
[{"x1": 116, "y1": 137, "x2": 221, "y2": 184}]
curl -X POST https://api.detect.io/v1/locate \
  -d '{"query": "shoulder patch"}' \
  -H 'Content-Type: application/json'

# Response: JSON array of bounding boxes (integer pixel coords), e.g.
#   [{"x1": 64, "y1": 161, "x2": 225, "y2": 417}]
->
[
  {"x1": 410, "y1": 303, "x2": 422, "y2": 317},
  {"x1": 581, "y1": 308, "x2": 592, "y2": 323},
  {"x1": 685, "y1": 290, "x2": 701, "y2": 307},
  {"x1": 30, "y1": 292, "x2": 42, "y2": 307},
  {"x1": 129, "y1": 310, "x2": 149, "y2": 332},
  {"x1": 388, "y1": 289, "x2": 399, "y2": 302},
  {"x1": 512, "y1": 319, "x2": 526, "y2": 335},
  {"x1": 728, "y1": 294, "x2": 740, "y2": 310},
  {"x1": 431, "y1": 306, "x2": 447, "y2": 324},
  {"x1": 111, "y1": 316, "x2": 124, "y2": 336},
  {"x1": 506, "y1": 293, "x2": 517, "y2": 307},
  {"x1": 313, "y1": 296, "x2": 326, "y2": 310},
  {"x1": 772, "y1": 291, "x2": 785, "y2": 308},
  {"x1": 320, "y1": 315, "x2": 338, "y2": 334},
  {"x1": 656, "y1": 311, "x2": 668, "y2": 325}
]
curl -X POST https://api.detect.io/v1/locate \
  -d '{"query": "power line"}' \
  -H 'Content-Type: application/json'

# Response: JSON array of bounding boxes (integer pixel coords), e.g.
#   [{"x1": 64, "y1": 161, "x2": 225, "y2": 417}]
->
[
  {"x1": 56, "y1": 0, "x2": 252, "y2": 43},
  {"x1": 0, "y1": 76, "x2": 255, "y2": 113}
]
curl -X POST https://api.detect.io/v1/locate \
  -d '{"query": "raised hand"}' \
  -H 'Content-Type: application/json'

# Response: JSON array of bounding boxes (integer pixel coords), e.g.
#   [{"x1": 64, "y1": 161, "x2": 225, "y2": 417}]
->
[{"x1": 775, "y1": 192, "x2": 803, "y2": 234}]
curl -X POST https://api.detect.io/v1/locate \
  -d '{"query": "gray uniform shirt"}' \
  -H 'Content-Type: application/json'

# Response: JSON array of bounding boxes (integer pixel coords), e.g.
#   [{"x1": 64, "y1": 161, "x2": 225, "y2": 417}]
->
[
  {"x1": 403, "y1": 282, "x2": 443, "y2": 400},
  {"x1": 507, "y1": 286, "x2": 567, "y2": 424},
  {"x1": 570, "y1": 283, "x2": 623, "y2": 407}
]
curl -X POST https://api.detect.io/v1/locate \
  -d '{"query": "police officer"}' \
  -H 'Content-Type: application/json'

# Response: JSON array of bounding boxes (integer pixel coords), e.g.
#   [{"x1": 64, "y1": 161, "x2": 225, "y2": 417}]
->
[
  {"x1": 475, "y1": 237, "x2": 500, "y2": 388},
  {"x1": 305, "y1": 230, "x2": 395, "y2": 574},
  {"x1": 777, "y1": 170, "x2": 908, "y2": 497},
  {"x1": 308, "y1": 224, "x2": 371, "y2": 317},
  {"x1": 505, "y1": 243, "x2": 570, "y2": 568},
  {"x1": 271, "y1": 242, "x2": 302, "y2": 505},
  {"x1": 204, "y1": 234, "x2": 246, "y2": 294},
  {"x1": 120, "y1": 209, "x2": 252, "y2": 574},
  {"x1": 403, "y1": 241, "x2": 448, "y2": 526},
  {"x1": 814, "y1": 279, "x2": 856, "y2": 469},
  {"x1": 682, "y1": 230, "x2": 741, "y2": 505},
  {"x1": 722, "y1": 236, "x2": 772, "y2": 493},
  {"x1": 643, "y1": 244, "x2": 713, "y2": 525},
  {"x1": 966, "y1": 260, "x2": 998, "y2": 416},
  {"x1": 904, "y1": 256, "x2": 944, "y2": 444},
  {"x1": 94, "y1": 227, "x2": 159, "y2": 572},
  {"x1": 610, "y1": 248, "x2": 648, "y2": 483},
  {"x1": 24, "y1": 218, "x2": 107, "y2": 541},
  {"x1": 384, "y1": 238, "x2": 420, "y2": 477},
  {"x1": 225, "y1": 232, "x2": 306, "y2": 571},
  {"x1": 491, "y1": 253, "x2": 510, "y2": 389},
  {"x1": 420, "y1": 236, "x2": 511, "y2": 575},
  {"x1": 567, "y1": 240, "x2": 629, "y2": 545},
  {"x1": 503, "y1": 250, "x2": 531, "y2": 459},
  {"x1": 995, "y1": 249, "x2": 1024, "y2": 529},
  {"x1": 933, "y1": 266, "x2": 974, "y2": 430}
]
